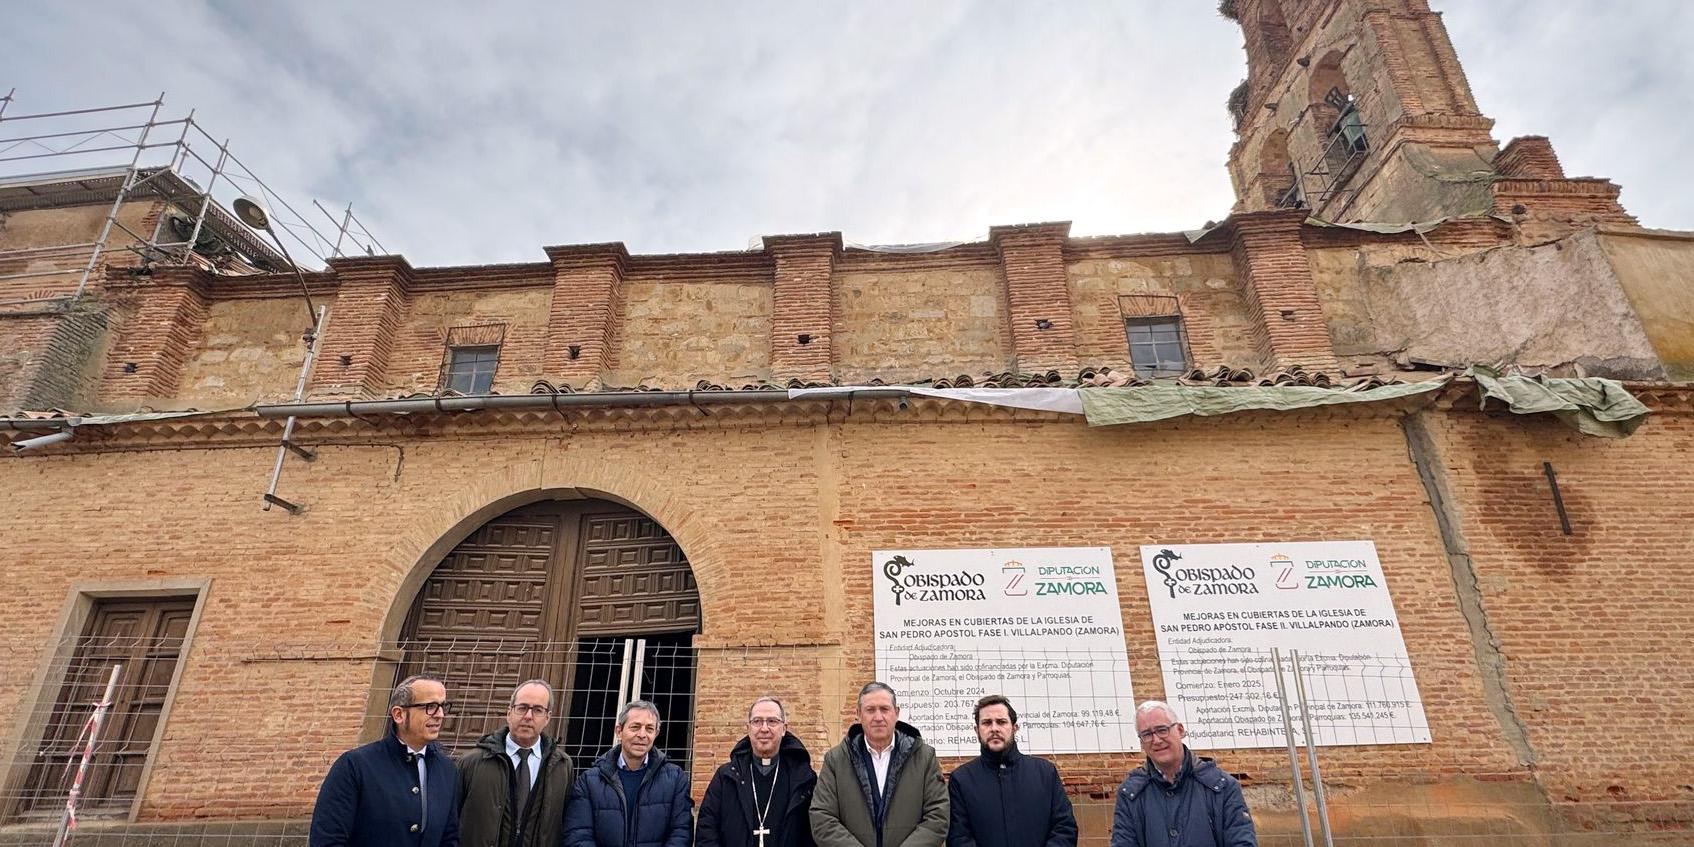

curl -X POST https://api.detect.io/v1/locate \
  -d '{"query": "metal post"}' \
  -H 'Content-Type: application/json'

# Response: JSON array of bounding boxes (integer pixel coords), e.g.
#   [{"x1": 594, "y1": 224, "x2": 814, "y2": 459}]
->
[
  {"x1": 1271, "y1": 648, "x2": 1315, "y2": 847},
  {"x1": 173, "y1": 136, "x2": 230, "y2": 265},
  {"x1": 617, "y1": 639, "x2": 635, "y2": 706},
  {"x1": 52, "y1": 664, "x2": 122, "y2": 847},
  {"x1": 630, "y1": 638, "x2": 647, "y2": 700},
  {"x1": 262, "y1": 305, "x2": 328, "y2": 513},
  {"x1": 145, "y1": 109, "x2": 198, "y2": 252},
  {"x1": 1292, "y1": 652, "x2": 1336, "y2": 847},
  {"x1": 74, "y1": 94, "x2": 164, "y2": 299}
]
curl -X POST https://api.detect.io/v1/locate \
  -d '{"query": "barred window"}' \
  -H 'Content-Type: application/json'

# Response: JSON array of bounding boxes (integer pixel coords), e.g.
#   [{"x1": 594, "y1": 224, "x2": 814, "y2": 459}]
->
[
  {"x1": 443, "y1": 345, "x2": 499, "y2": 394},
  {"x1": 1126, "y1": 317, "x2": 1189, "y2": 378}
]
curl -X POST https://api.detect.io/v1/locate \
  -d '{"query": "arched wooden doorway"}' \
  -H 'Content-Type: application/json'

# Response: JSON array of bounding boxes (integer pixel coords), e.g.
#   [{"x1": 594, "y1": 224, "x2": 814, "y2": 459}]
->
[{"x1": 394, "y1": 498, "x2": 700, "y2": 772}]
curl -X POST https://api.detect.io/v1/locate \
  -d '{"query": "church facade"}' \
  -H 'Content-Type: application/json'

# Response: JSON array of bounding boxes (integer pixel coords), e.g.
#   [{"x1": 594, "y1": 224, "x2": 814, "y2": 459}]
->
[{"x1": 2, "y1": 2, "x2": 1693, "y2": 844}]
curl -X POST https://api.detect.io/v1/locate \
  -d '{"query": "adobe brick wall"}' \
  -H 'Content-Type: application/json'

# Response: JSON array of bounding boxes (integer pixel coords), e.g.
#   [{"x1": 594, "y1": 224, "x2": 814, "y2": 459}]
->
[
  {"x1": 607, "y1": 280, "x2": 772, "y2": 388},
  {"x1": 2, "y1": 400, "x2": 1688, "y2": 839},
  {"x1": 386, "y1": 286, "x2": 552, "y2": 395},
  {"x1": 1064, "y1": 253, "x2": 1251, "y2": 371}
]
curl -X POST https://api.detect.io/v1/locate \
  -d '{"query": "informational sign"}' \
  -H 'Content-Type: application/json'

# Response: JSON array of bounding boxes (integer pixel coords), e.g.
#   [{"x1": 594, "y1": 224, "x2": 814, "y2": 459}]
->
[
  {"x1": 1139, "y1": 541, "x2": 1430, "y2": 749},
  {"x1": 872, "y1": 547, "x2": 1136, "y2": 756}
]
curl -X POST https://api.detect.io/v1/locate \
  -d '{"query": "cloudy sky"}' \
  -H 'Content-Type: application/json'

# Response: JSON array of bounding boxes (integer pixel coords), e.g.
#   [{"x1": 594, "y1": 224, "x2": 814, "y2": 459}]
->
[{"x1": 8, "y1": 1, "x2": 1692, "y2": 266}]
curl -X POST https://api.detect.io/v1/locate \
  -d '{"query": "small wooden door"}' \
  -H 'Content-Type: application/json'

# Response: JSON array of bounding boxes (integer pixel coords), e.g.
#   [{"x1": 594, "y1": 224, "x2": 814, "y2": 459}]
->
[{"x1": 12, "y1": 596, "x2": 194, "y2": 821}]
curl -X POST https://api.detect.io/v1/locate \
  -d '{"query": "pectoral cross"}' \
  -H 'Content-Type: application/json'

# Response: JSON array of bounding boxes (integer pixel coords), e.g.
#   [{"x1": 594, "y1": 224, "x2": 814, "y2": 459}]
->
[{"x1": 754, "y1": 826, "x2": 771, "y2": 847}]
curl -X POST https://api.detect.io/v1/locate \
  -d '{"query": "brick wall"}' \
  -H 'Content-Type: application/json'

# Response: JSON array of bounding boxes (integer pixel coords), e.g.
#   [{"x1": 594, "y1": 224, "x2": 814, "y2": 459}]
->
[{"x1": 2, "y1": 400, "x2": 1689, "y2": 839}]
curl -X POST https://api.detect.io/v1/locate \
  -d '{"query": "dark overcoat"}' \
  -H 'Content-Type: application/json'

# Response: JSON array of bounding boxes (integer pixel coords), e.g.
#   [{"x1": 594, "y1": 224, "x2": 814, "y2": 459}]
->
[{"x1": 309, "y1": 733, "x2": 461, "y2": 847}]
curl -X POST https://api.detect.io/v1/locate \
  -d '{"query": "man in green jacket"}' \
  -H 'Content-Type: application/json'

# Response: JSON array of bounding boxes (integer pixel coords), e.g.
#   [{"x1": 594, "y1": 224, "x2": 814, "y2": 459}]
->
[
  {"x1": 810, "y1": 682, "x2": 948, "y2": 847},
  {"x1": 456, "y1": 680, "x2": 575, "y2": 847}
]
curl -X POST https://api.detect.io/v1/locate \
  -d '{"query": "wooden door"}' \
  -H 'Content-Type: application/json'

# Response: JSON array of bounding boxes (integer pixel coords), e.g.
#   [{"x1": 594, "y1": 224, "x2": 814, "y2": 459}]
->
[
  {"x1": 396, "y1": 500, "x2": 700, "y2": 760},
  {"x1": 13, "y1": 596, "x2": 194, "y2": 821}
]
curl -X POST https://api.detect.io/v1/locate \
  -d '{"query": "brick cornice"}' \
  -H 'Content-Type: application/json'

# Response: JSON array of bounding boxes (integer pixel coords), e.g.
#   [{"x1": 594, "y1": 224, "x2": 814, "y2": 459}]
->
[
  {"x1": 762, "y1": 232, "x2": 843, "y2": 255},
  {"x1": 325, "y1": 254, "x2": 416, "y2": 287},
  {"x1": 543, "y1": 242, "x2": 630, "y2": 275}
]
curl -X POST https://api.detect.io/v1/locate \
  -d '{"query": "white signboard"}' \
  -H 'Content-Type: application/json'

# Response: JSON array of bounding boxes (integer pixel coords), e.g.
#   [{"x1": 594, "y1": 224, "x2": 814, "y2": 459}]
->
[
  {"x1": 1139, "y1": 541, "x2": 1430, "y2": 749},
  {"x1": 873, "y1": 547, "x2": 1136, "y2": 756}
]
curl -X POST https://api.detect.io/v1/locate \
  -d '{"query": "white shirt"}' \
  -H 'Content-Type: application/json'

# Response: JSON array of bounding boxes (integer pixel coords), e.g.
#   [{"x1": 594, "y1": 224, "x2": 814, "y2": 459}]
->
[
  {"x1": 864, "y1": 737, "x2": 893, "y2": 794},
  {"x1": 619, "y1": 751, "x2": 650, "y2": 770},
  {"x1": 505, "y1": 735, "x2": 540, "y2": 790}
]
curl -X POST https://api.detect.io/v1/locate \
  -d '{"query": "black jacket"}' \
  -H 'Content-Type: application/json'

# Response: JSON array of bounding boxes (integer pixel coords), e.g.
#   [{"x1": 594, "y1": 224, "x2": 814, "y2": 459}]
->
[
  {"x1": 699, "y1": 733, "x2": 818, "y2": 847},
  {"x1": 946, "y1": 744, "x2": 1076, "y2": 847},
  {"x1": 456, "y1": 729, "x2": 575, "y2": 847},
  {"x1": 309, "y1": 733, "x2": 461, "y2": 847},
  {"x1": 1110, "y1": 749, "x2": 1256, "y2": 847}
]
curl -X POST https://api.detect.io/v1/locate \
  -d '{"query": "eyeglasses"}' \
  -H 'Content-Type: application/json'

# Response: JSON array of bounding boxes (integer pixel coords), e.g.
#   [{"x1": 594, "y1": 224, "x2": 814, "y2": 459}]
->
[
  {"x1": 510, "y1": 704, "x2": 551, "y2": 717},
  {"x1": 403, "y1": 701, "x2": 453, "y2": 717},
  {"x1": 1137, "y1": 724, "x2": 1176, "y2": 741},
  {"x1": 748, "y1": 717, "x2": 786, "y2": 728}
]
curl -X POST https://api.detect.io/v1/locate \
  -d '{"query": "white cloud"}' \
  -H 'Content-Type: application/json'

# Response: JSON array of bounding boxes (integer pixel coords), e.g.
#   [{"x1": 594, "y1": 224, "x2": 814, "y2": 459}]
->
[{"x1": 6, "y1": 1, "x2": 1690, "y2": 265}]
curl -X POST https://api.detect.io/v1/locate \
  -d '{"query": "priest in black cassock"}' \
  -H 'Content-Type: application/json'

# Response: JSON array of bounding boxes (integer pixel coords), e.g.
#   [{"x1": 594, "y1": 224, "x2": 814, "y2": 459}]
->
[{"x1": 698, "y1": 696, "x2": 818, "y2": 847}]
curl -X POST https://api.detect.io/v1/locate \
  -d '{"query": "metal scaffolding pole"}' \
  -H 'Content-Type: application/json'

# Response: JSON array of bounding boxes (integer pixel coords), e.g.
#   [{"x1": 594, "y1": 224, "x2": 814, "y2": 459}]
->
[
  {"x1": 1272, "y1": 648, "x2": 1316, "y2": 847},
  {"x1": 1293, "y1": 651, "x2": 1337, "y2": 847},
  {"x1": 71, "y1": 94, "x2": 164, "y2": 298}
]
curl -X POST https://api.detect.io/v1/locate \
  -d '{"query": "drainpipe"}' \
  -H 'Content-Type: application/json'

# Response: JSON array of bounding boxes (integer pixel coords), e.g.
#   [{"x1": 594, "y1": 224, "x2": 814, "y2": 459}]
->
[{"x1": 9, "y1": 427, "x2": 75, "y2": 452}]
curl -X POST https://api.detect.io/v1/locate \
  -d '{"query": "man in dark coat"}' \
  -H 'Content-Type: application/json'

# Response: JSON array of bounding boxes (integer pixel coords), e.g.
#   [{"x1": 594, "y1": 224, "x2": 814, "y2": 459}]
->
[
  {"x1": 1110, "y1": 700, "x2": 1256, "y2": 847},
  {"x1": 310, "y1": 673, "x2": 461, "y2": 847},
  {"x1": 563, "y1": 699, "x2": 693, "y2": 847},
  {"x1": 699, "y1": 696, "x2": 817, "y2": 847},
  {"x1": 457, "y1": 679, "x2": 574, "y2": 847},
  {"x1": 947, "y1": 695, "x2": 1076, "y2": 847},
  {"x1": 811, "y1": 682, "x2": 948, "y2": 847}
]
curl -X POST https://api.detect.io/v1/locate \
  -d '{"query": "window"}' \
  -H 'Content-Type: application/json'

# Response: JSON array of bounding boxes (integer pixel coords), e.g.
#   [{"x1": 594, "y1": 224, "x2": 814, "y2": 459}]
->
[
  {"x1": 1126, "y1": 317, "x2": 1189, "y2": 377},
  {"x1": 12, "y1": 596, "x2": 195, "y2": 821},
  {"x1": 444, "y1": 345, "x2": 499, "y2": 394}
]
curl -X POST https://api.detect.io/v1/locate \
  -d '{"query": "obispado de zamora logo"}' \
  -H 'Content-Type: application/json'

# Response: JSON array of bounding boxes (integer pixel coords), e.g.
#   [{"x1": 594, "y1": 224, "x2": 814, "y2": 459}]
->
[
  {"x1": 1149, "y1": 549, "x2": 1261, "y2": 598},
  {"x1": 882, "y1": 555, "x2": 987, "y2": 605}
]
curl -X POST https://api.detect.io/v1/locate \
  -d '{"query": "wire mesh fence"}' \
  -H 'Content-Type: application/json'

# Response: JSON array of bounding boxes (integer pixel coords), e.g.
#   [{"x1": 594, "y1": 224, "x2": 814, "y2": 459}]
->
[{"x1": 0, "y1": 634, "x2": 1685, "y2": 846}]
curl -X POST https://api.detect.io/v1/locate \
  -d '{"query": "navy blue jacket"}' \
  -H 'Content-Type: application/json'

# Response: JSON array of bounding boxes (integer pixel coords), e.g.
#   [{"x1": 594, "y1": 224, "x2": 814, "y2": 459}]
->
[
  {"x1": 1109, "y1": 750, "x2": 1256, "y2": 847},
  {"x1": 310, "y1": 733, "x2": 461, "y2": 847},
  {"x1": 947, "y1": 745, "x2": 1076, "y2": 847},
  {"x1": 562, "y1": 746, "x2": 694, "y2": 847}
]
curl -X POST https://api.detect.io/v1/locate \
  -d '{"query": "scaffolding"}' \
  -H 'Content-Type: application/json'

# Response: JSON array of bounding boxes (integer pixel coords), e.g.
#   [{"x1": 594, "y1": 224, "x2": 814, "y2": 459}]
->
[{"x1": 0, "y1": 90, "x2": 385, "y2": 306}]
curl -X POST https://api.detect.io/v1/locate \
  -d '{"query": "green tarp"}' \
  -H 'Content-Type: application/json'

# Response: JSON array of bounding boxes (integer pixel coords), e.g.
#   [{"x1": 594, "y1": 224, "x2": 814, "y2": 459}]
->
[
  {"x1": 1469, "y1": 368, "x2": 1650, "y2": 438},
  {"x1": 1080, "y1": 371, "x2": 1651, "y2": 438}
]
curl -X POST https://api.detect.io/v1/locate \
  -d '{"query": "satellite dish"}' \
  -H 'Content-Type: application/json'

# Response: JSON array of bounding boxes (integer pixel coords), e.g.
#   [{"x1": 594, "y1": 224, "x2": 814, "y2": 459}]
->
[{"x1": 232, "y1": 194, "x2": 271, "y2": 230}]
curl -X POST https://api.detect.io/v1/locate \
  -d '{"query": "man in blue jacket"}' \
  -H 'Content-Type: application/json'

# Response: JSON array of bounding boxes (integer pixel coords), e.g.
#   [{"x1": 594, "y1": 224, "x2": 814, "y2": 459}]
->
[
  {"x1": 947, "y1": 695, "x2": 1076, "y2": 847},
  {"x1": 310, "y1": 673, "x2": 461, "y2": 847},
  {"x1": 1110, "y1": 701, "x2": 1256, "y2": 847},
  {"x1": 563, "y1": 699, "x2": 693, "y2": 847}
]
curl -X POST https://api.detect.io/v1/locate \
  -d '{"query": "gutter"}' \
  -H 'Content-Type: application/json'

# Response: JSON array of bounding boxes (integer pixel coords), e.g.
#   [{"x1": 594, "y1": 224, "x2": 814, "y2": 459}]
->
[{"x1": 253, "y1": 388, "x2": 915, "y2": 419}]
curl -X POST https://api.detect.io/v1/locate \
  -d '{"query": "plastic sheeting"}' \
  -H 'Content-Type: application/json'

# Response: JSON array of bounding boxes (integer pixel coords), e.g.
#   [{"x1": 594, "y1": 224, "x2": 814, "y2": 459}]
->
[{"x1": 1079, "y1": 379, "x2": 1450, "y2": 426}]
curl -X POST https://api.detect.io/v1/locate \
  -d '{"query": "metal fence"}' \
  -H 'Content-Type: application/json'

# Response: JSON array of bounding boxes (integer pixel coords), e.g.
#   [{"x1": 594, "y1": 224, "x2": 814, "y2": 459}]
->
[{"x1": 0, "y1": 636, "x2": 1682, "y2": 846}]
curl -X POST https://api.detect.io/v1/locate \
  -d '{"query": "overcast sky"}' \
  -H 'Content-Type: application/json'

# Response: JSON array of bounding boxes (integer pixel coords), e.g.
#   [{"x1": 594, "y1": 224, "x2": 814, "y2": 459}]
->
[{"x1": 8, "y1": 1, "x2": 1691, "y2": 266}]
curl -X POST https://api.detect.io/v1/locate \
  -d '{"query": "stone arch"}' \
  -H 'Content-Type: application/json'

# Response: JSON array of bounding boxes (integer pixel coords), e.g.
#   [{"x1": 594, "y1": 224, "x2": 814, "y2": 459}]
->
[
  {"x1": 358, "y1": 458, "x2": 726, "y2": 747},
  {"x1": 372, "y1": 457, "x2": 726, "y2": 644}
]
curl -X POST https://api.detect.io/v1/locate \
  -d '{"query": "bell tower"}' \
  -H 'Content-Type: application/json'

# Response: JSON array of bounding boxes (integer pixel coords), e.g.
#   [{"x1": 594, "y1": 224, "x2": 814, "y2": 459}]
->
[{"x1": 1222, "y1": 0, "x2": 1634, "y2": 238}]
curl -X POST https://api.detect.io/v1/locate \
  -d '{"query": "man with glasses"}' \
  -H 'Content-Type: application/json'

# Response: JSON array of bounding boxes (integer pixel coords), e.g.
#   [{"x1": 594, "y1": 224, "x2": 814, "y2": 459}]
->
[
  {"x1": 699, "y1": 696, "x2": 818, "y2": 847},
  {"x1": 456, "y1": 679, "x2": 574, "y2": 847},
  {"x1": 1110, "y1": 700, "x2": 1257, "y2": 847},
  {"x1": 310, "y1": 673, "x2": 461, "y2": 846}
]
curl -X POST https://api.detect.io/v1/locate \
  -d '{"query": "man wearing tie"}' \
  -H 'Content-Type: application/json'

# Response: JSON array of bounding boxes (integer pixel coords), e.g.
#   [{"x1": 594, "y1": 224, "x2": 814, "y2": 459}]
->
[
  {"x1": 457, "y1": 679, "x2": 575, "y2": 847},
  {"x1": 310, "y1": 673, "x2": 461, "y2": 847}
]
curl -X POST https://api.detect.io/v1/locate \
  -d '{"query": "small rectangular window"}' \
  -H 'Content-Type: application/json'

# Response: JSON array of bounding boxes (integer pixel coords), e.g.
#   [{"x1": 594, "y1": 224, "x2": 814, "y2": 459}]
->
[
  {"x1": 1126, "y1": 317, "x2": 1189, "y2": 378},
  {"x1": 444, "y1": 345, "x2": 499, "y2": 394}
]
